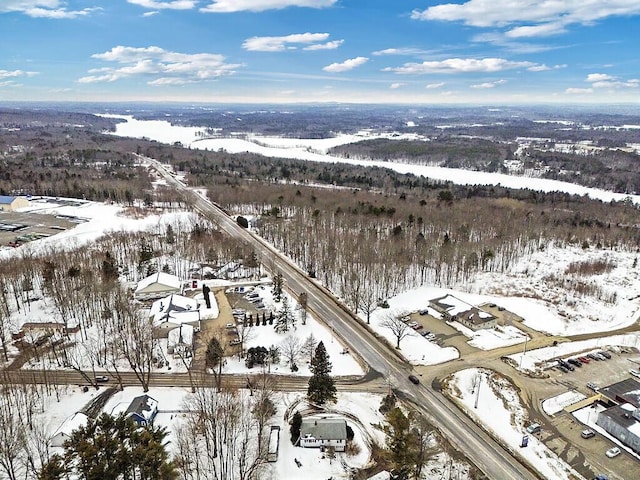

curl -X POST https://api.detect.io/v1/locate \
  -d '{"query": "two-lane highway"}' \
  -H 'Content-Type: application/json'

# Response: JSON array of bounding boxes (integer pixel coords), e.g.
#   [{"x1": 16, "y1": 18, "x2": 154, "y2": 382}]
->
[{"x1": 145, "y1": 156, "x2": 540, "y2": 480}]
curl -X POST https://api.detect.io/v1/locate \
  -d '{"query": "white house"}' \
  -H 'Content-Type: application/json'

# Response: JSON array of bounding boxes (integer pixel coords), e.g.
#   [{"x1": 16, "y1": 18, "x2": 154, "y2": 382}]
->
[
  {"x1": 299, "y1": 417, "x2": 347, "y2": 452},
  {"x1": 50, "y1": 412, "x2": 89, "y2": 447},
  {"x1": 134, "y1": 272, "x2": 182, "y2": 300},
  {"x1": 149, "y1": 293, "x2": 200, "y2": 335}
]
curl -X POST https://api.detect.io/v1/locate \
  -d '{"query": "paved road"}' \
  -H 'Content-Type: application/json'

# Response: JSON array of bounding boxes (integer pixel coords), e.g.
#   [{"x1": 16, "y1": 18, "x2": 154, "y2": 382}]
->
[{"x1": 143, "y1": 156, "x2": 541, "y2": 480}]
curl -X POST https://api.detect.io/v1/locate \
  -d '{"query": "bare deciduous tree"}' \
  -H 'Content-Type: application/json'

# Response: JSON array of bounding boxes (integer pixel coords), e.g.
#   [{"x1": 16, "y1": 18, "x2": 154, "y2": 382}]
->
[{"x1": 380, "y1": 311, "x2": 412, "y2": 349}]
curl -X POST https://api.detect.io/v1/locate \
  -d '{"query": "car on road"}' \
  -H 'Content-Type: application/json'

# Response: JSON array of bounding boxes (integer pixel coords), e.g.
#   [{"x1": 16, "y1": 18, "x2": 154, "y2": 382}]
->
[
  {"x1": 581, "y1": 429, "x2": 596, "y2": 439},
  {"x1": 408, "y1": 374, "x2": 420, "y2": 385},
  {"x1": 95, "y1": 375, "x2": 109, "y2": 383},
  {"x1": 605, "y1": 447, "x2": 621, "y2": 458}
]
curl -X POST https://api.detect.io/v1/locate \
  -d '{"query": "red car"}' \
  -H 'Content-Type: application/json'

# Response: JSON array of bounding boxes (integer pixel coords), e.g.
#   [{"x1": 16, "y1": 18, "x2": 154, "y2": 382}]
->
[{"x1": 578, "y1": 356, "x2": 590, "y2": 364}]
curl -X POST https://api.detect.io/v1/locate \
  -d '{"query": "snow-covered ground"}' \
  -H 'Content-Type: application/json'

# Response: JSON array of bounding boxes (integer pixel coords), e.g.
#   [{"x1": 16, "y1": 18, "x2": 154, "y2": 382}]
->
[
  {"x1": 104, "y1": 115, "x2": 640, "y2": 205},
  {"x1": 541, "y1": 391, "x2": 587, "y2": 416},
  {"x1": 447, "y1": 368, "x2": 584, "y2": 480}
]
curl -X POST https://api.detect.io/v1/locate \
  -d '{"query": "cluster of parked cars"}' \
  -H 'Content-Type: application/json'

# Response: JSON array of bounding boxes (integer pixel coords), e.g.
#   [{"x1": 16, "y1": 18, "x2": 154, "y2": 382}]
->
[
  {"x1": 404, "y1": 317, "x2": 437, "y2": 341},
  {"x1": 556, "y1": 351, "x2": 611, "y2": 373},
  {"x1": 245, "y1": 290, "x2": 265, "y2": 309}
]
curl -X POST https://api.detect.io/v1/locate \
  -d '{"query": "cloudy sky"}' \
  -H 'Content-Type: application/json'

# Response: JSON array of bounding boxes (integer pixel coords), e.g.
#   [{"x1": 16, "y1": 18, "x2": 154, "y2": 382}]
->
[{"x1": 1, "y1": 0, "x2": 639, "y2": 104}]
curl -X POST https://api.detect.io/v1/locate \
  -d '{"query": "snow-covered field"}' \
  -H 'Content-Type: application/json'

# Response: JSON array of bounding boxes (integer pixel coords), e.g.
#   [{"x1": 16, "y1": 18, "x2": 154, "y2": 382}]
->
[
  {"x1": 104, "y1": 115, "x2": 640, "y2": 205},
  {"x1": 446, "y1": 368, "x2": 583, "y2": 480}
]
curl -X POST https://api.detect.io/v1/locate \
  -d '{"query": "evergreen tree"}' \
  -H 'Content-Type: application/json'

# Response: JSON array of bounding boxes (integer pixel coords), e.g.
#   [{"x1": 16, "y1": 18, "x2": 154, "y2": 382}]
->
[
  {"x1": 385, "y1": 407, "x2": 413, "y2": 480},
  {"x1": 307, "y1": 341, "x2": 337, "y2": 405},
  {"x1": 205, "y1": 338, "x2": 223, "y2": 370},
  {"x1": 289, "y1": 411, "x2": 303, "y2": 444},
  {"x1": 39, "y1": 413, "x2": 177, "y2": 480},
  {"x1": 274, "y1": 297, "x2": 293, "y2": 333},
  {"x1": 272, "y1": 271, "x2": 284, "y2": 302}
]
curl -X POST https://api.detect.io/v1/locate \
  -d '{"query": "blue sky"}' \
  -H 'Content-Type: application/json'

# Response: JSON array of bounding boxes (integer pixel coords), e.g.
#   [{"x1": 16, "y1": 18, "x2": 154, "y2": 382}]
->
[{"x1": 1, "y1": 0, "x2": 639, "y2": 104}]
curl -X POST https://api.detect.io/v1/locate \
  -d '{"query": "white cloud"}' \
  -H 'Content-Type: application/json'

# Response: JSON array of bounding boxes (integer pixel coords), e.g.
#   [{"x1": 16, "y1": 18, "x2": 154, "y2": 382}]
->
[
  {"x1": 384, "y1": 58, "x2": 537, "y2": 74},
  {"x1": 412, "y1": 0, "x2": 640, "y2": 38},
  {"x1": 78, "y1": 46, "x2": 242, "y2": 85},
  {"x1": 586, "y1": 73, "x2": 614, "y2": 83},
  {"x1": 127, "y1": 0, "x2": 196, "y2": 9},
  {"x1": 322, "y1": 56, "x2": 368, "y2": 73},
  {"x1": 471, "y1": 79, "x2": 506, "y2": 89},
  {"x1": 565, "y1": 87, "x2": 593, "y2": 94},
  {"x1": 585, "y1": 73, "x2": 639, "y2": 89},
  {"x1": 390, "y1": 83, "x2": 405, "y2": 89},
  {"x1": 425, "y1": 82, "x2": 445, "y2": 89},
  {"x1": 201, "y1": 0, "x2": 336, "y2": 13},
  {"x1": 0, "y1": 69, "x2": 38, "y2": 79},
  {"x1": 0, "y1": 1, "x2": 100, "y2": 18},
  {"x1": 303, "y1": 40, "x2": 343, "y2": 51},
  {"x1": 372, "y1": 47, "x2": 431, "y2": 56},
  {"x1": 142, "y1": 10, "x2": 159, "y2": 16},
  {"x1": 242, "y1": 33, "x2": 335, "y2": 52}
]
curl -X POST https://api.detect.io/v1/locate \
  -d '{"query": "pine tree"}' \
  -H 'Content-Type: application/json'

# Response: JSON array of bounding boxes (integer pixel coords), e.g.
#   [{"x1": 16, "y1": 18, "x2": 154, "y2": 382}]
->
[
  {"x1": 272, "y1": 271, "x2": 284, "y2": 302},
  {"x1": 385, "y1": 407, "x2": 413, "y2": 480},
  {"x1": 290, "y1": 411, "x2": 303, "y2": 444},
  {"x1": 307, "y1": 341, "x2": 337, "y2": 405},
  {"x1": 274, "y1": 297, "x2": 292, "y2": 333}
]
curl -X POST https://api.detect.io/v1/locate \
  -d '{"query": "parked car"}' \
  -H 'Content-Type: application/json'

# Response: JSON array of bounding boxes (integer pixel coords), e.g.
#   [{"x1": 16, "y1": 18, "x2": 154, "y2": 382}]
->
[
  {"x1": 526, "y1": 423, "x2": 541, "y2": 434},
  {"x1": 225, "y1": 323, "x2": 236, "y2": 329},
  {"x1": 420, "y1": 330, "x2": 431, "y2": 337},
  {"x1": 95, "y1": 375, "x2": 109, "y2": 383},
  {"x1": 407, "y1": 320, "x2": 418, "y2": 327},
  {"x1": 229, "y1": 338, "x2": 241, "y2": 346},
  {"x1": 598, "y1": 351, "x2": 612, "y2": 359},
  {"x1": 581, "y1": 429, "x2": 596, "y2": 439},
  {"x1": 412, "y1": 324, "x2": 424, "y2": 330},
  {"x1": 419, "y1": 309, "x2": 429, "y2": 315},
  {"x1": 426, "y1": 333, "x2": 436, "y2": 340},
  {"x1": 587, "y1": 353, "x2": 601, "y2": 361},
  {"x1": 605, "y1": 447, "x2": 621, "y2": 458},
  {"x1": 408, "y1": 374, "x2": 420, "y2": 385},
  {"x1": 568, "y1": 358, "x2": 583, "y2": 367},
  {"x1": 630, "y1": 369, "x2": 640, "y2": 379},
  {"x1": 586, "y1": 382, "x2": 599, "y2": 392},
  {"x1": 578, "y1": 356, "x2": 591, "y2": 364},
  {"x1": 557, "y1": 365, "x2": 569, "y2": 373}
]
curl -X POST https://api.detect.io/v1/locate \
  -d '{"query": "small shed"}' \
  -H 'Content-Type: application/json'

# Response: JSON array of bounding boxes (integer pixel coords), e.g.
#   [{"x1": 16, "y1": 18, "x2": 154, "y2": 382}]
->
[
  {"x1": 126, "y1": 394, "x2": 158, "y2": 426},
  {"x1": 0, "y1": 195, "x2": 30, "y2": 212},
  {"x1": 299, "y1": 417, "x2": 347, "y2": 452},
  {"x1": 134, "y1": 272, "x2": 182, "y2": 300},
  {"x1": 50, "y1": 412, "x2": 89, "y2": 447}
]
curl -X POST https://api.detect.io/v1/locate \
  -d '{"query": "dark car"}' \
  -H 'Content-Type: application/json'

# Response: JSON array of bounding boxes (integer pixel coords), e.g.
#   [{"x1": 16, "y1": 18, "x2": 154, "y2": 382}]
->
[
  {"x1": 408, "y1": 375, "x2": 420, "y2": 385},
  {"x1": 557, "y1": 365, "x2": 569, "y2": 373},
  {"x1": 568, "y1": 358, "x2": 582, "y2": 367},
  {"x1": 598, "y1": 351, "x2": 612, "y2": 359},
  {"x1": 587, "y1": 353, "x2": 601, "y2": 361},
  {"x1": 558, "y1": 360, "x2": 574, "y2": 371}
]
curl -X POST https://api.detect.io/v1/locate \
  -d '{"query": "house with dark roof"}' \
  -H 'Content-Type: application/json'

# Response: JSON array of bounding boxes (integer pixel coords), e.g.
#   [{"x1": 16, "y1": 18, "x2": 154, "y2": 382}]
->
[
  {"x1": 299, "y1": 416, "x2": 347, "y2": 452},
  {"x1": 125, "y1": 395, "x2": 158, "y2": 426},
  {"x1": 0, "y1": 195, "x2": 29, "y2": 212},
  {"x1": 429, "y1": 295, "x2": 497, "y2": 330}
]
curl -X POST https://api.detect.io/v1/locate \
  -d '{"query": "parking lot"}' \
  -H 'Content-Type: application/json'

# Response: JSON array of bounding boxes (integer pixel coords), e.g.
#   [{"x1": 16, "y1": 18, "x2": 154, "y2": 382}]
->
[
  {"x1": 0, "y1": 210, "x2": 77, "y2": 247},
  {"x1": 541, "y1": 348, "x2": 640, "y2": 479}
]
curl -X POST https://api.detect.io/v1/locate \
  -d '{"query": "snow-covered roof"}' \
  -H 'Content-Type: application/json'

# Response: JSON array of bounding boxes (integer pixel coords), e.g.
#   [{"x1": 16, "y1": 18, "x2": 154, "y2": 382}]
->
[
  {"x1": 149, "y1": 293, "x2": 198, "y2": 322},
  {"x1": 431, "y1": 294, "x2": 476, "y2": 316},
  {"x1": 135, "y1": 272, "x2": 181, "y2": 293},
  {"x1": 168, "y1": 324, "x2": 194, "y2": 348},
  {"x1": 0, "y1": 195, "x2": 18, "y2": 204},
  {"x1": 51, "y1": 412, "x2": 89, "y2": 439},
  {"x1": 154, "y1": 310, "x2": 200, "y2": 328},
  {"x1": 126, "y1": 395, "x2": 158, "y2": 422},
  {"x1": 301, "y1": 417, "x2": 347, "y2": 441}
]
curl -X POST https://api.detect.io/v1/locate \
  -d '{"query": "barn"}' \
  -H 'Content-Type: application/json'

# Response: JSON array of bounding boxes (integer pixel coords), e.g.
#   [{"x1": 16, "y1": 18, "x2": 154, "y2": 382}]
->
[{"x1": 0, "y1": 195, "x2": 30, "y2": 212}]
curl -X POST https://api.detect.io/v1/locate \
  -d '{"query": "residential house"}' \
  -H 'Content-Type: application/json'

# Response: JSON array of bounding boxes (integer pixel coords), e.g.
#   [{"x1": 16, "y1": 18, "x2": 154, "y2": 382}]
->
[
  {"x1": 299, "y1": 417, "x2": 348, "y2": 452},
  {"x1": 50, "y1": 412, "x2": 89, "y2": 447},
  {"x1": 149, "y1": 293, "x2": 200, "y2": 336},
  {"x1": 125, "y1": 395, "x2": 158, "y2": 426},
  {"x1": 134, "y1": 272, "x2": 182, "y2": 300},
  {"x1": 429, "y1": 295, "x2": 497, "y2": 330}
]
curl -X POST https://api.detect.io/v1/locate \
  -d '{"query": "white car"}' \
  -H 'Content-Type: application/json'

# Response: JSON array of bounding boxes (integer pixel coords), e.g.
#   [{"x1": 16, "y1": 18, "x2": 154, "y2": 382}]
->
[{"x1": 605, "y1": 447, "x2": 621, "y2": 458}]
